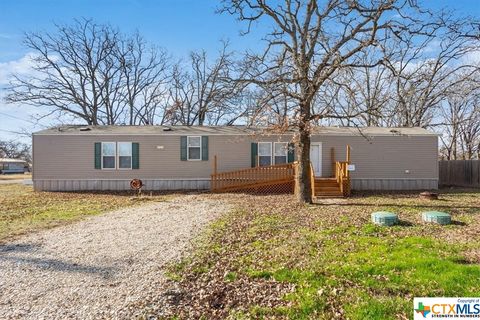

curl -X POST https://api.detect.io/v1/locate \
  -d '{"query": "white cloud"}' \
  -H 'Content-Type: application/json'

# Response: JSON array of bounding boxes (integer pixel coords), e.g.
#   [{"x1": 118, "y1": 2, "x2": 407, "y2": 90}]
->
[
  {"x1": 462, "y1": 50, "x2": 480, "y2": 65},
  {"x1": 422, "y1": 39, "x2": 442, "y2": 55},
  {"x1": 0, "y1": 53, "x2": 37, "y2": 85},
  {"x1": 0, "y1": 54, "x2": 53, "y2": 141},
  {"x1": 0, "y1": 33, "x2": 15, "y2": 39}
]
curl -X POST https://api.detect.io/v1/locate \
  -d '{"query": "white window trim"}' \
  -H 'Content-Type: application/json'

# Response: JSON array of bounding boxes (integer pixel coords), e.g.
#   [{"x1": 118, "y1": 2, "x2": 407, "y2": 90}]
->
[
  {"x1": 258, "y1": 142, "x2": 272, "y2": 166},
  {"x1": 273, "y1": 142, "x2": 288, "y2": 164},
  {"x1": 187, "y1": 136, "x2": 202, "y2": 161},
  {"x1": 117, "y1": 142, "x2": 133, "y2": 170},
  {"x1": 101, "y1": 142, "x2": 116, "y2": 170}
]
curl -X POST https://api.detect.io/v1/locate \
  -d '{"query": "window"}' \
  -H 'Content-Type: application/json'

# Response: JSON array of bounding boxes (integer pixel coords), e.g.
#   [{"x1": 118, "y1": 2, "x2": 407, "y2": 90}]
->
[
  {"x1": 187, "y1": 136, "x2": 201, "y2": 160},
  {"x1": 102, "y1": 142, "x2": 116, "y2": 169},
  {"x1": 258, "y1": 142, "x2": 272, "y2": 166},
  {"x1": 274, "y1": 142, "x2": 288, "y2": 164},
  {"x1": 118, "y1": 142, "x2": 132, "y2": 169}
]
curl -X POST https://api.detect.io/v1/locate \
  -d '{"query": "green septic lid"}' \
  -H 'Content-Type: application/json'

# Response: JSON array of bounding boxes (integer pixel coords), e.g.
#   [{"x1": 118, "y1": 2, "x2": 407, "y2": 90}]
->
[
  {"x1": 422, "y1": 211, "x2": 451, "y2": 225},
  {"x1": 371, "y1": 211, "x2": 398, "y2": 226}
]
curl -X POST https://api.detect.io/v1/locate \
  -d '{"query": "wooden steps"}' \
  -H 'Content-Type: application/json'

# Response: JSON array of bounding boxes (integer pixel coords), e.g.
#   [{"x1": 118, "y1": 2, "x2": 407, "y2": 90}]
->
[{"x1": 313, "y1": 178, "x2": 343, "y2": 197}]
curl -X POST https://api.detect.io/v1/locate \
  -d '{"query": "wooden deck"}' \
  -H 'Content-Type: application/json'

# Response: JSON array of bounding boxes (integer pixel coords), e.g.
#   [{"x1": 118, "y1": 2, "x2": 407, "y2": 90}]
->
[{"x1": 211, "y1": 145, "x2": 352, "y2": 198}]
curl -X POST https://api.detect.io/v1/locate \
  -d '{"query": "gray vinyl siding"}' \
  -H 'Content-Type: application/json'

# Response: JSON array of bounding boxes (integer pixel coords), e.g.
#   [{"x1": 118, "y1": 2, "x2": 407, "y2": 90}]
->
[
  {"x1": 312, "y1": 135, "x2": 438, "y2": 179},
  {"x1": 33, "y1": 135, "x2": 291, "y2": 180},
  {"x1": 32, "y1": 132, "x2": 438, "y2": 191}
]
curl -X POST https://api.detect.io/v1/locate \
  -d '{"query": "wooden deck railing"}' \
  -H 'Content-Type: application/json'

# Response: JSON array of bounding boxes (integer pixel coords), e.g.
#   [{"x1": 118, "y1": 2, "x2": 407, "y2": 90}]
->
[
  {"x1": 335, "y1": 161, "x2": 351, "y2": 196},
  {"x1": 211, "y1": 162, "x2": 296, "y2": 192},
  {"x1": 211, "y1": 143, "x2": 351, "y2": 197}
]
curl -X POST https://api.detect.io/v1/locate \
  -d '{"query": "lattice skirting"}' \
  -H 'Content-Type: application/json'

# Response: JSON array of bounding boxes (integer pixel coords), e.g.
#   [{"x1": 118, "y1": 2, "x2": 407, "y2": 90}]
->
[{"x1": 213, "y1": 181, "x2": 295, "y2": 194}]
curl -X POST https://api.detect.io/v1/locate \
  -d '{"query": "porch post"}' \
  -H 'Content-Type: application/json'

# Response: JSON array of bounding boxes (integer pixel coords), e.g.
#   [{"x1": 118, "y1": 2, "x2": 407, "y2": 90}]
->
[
  {"x1": 213, "y1": 155, "x2": 217, "y2": 175},
  {"x1": 211, "y1": 155, "x2": 217, "y2": 191}
]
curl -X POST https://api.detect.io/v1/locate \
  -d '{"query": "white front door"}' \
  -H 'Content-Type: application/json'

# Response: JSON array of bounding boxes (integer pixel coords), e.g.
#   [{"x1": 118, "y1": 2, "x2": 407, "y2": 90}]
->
[{"x1": 310, "y1": 143, "x2": 322, "y2": 177}]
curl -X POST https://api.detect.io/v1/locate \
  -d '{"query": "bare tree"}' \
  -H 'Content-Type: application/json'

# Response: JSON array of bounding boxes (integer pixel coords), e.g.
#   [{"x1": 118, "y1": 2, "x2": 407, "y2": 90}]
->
[
  {"x1": 220, "y1": 0, "x2": 433, "y2": 203},
  {"x1": 459, "y1": 102, "x2": 480, "y2": 159},
  {"x1": 383, "y1": 17, "x2": 480, "y2": 127},
  {"x1": 242, "y1": 84, "x2": 297, "y2": 127},
  {"x1": 0, "y1": 140, "x2": 31, "y2": 163},
  {"x1": 163, "y1": 43, "x2": 245, "y2": 126},
  {"x1": 439, "y1": 94, "x2": 467, "y2": 160},
  {"x1": 5, "y1": 19, "x2": 169, "y2": 125},
  {"x1": 317, "y1": 12, "x2": 480, "y2": 130},
  {"x1": 6, "y1": 19, "x2": 120, "y2": 124},
  {"x1": 314, "y1": 58, "x2": 393, "y2": 127},
  {"x1": 116, "y1": 33, "x2": 170, "y2": 125},
  {"x1": 438, "y1": 74, "x2": 480, "y2": 160}
]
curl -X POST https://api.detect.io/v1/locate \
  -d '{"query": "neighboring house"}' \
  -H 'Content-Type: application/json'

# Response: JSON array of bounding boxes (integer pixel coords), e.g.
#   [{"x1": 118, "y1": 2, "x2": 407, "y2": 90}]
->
[
  {"x1": 0, "y1": 158, "x2": 27, "y2": 174},
  {"x1": 32, "y1": 125, "x2": 439, "y2": 192}
]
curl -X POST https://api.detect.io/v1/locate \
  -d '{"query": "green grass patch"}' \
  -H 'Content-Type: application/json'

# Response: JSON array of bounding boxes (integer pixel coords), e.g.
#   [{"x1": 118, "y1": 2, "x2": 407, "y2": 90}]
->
[{"x1": 167, "y1": 190, "x2": 480, "y2": 319}]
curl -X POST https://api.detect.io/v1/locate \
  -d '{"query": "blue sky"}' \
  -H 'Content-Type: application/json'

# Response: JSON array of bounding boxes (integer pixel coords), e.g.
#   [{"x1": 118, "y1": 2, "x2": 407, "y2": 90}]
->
[
  {"x1": 0, "y1": 0, "x2": 479, "y2": 142},
  {"x1": 0, "y1": 0, "x2": 266, "y2": 62}
]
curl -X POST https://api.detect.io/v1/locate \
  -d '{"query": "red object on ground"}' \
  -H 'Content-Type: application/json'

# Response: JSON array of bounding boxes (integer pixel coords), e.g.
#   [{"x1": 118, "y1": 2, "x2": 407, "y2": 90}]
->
[{"x1": 130, "y1": 179, "x2": 143, "y2": 190}]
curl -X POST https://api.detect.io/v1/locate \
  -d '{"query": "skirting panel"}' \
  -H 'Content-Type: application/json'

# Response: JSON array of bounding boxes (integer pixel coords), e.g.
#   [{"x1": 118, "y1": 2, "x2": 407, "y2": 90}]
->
[
  {"x1": 34, "y1": 178, "x2": 437, "y2": 192},
  {"x1": 351, "y1": 179, "x2": 438, "y2": 191},
  {"x1": 34, "y1": 179, "x2": 210, "y2": 191}
]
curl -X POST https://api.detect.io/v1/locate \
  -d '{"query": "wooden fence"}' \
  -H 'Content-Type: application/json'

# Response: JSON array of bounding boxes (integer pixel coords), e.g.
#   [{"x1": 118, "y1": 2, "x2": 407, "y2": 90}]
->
[{"x1": 439, "y1": 160, "x2": 480, "y2": 187}]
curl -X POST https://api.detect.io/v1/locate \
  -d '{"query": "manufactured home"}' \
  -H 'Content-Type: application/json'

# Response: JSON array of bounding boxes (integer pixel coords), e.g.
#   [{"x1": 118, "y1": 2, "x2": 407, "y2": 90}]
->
[
  {"x1": 32, "y1": 125, "x2": 438, "y2": 196},
  {"x1": 0, "y1": 158, "x2": 27, "y2": 174}
]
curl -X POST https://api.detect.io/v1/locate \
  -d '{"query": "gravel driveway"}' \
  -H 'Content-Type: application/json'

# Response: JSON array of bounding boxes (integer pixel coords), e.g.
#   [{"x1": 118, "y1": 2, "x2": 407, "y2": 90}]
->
[{"x1": 0, "y1": 194, "x2": 229, "y2": 319}]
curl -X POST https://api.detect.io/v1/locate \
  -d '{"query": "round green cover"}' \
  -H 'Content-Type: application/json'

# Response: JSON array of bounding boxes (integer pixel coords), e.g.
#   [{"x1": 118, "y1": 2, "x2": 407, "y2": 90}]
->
[
  {"x1": 371, "y1": 211, "x2": 398, "y2": 226},
  {"x1": 422, "y1": 211, "x2": 451, "y2": 225}
]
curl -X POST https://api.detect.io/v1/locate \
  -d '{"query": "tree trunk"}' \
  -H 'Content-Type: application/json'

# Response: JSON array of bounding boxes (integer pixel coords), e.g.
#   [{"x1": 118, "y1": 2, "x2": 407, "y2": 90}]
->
[
  {"x1": 452, "y1": 139, "x2": 457, "y2": 160},
  {"x1": 198, "y1": 107, "x2": 206, "y2": 126},
  {"x1": 466, "y1": 144, "x2": 473, "y2": 160},
  {"x1": 295, "y1": 102, "x2": 312, "y2": 204},
  {"x1": 129, "y1": 101, "x2": 135, "y2": 125}
]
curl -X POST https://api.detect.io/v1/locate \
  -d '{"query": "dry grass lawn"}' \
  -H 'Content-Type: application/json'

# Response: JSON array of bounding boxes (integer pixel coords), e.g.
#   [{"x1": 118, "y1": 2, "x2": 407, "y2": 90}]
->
[
  {"x1": 0, "y1": 184, "x2": 167, "y2": 242},
  {"x1": 2, "y1": 184, "x2": 479, "y2": 319},
  {"x1": 0, "y1": 173, "x2": 31, "y2": 180}
]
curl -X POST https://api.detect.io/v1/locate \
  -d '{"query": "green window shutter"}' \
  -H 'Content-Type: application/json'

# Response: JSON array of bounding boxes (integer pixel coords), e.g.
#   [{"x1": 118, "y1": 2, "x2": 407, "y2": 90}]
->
[
  {"x1": 251, "y1": 142, "x2": 258, "y2": 168},
  {"x1": 132, "y1": 143, "x2": 140, "y2": 169},
  {"x1": 201, "y1": 136, "x2": 209, "y2": 161},
  {"x1": 94, "y1": 142, "x2": 101, "y2": 169},
  {"x1": 288, "y1": 143, "x2": 295, "y2": 163},
  {"x1": 180, "y1": 136, "x2": 187, "y2": 161}
]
